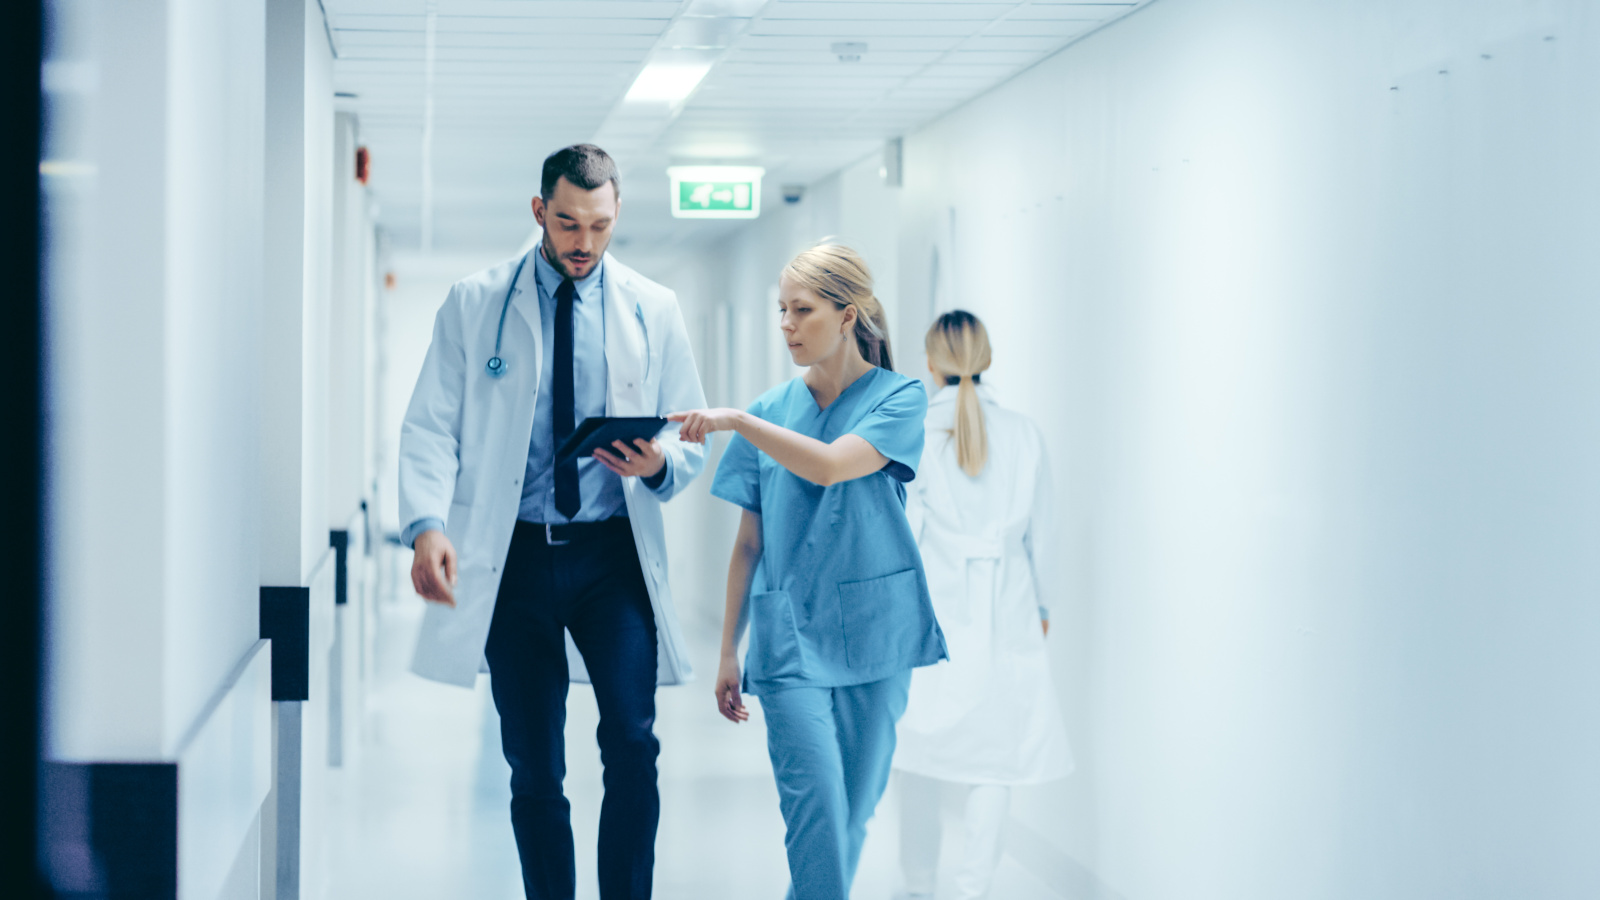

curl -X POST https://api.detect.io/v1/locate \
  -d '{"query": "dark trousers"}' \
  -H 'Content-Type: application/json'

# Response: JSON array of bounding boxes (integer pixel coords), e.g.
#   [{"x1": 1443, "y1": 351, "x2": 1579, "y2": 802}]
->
[{"x1": 484, "y1": 519, "x2": 660, "y2": 900}]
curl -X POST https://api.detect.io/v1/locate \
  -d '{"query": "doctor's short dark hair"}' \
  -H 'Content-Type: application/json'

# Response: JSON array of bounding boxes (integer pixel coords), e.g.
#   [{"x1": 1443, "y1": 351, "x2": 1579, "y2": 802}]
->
[{"x1": 541, "y1": 144, "x2": 620, "y2": 201}]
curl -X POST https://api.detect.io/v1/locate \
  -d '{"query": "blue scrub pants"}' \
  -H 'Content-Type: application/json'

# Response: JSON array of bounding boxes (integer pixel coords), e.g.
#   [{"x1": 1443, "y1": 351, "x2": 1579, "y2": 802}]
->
[{"x1": 759, "y1": 671, "x2": 913, "y2": 900}]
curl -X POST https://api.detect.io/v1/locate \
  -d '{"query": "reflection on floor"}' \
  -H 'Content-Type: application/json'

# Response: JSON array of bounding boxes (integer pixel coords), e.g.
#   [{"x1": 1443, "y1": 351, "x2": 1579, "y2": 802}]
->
[{"x1": 326, "y1": 572, "x2": 1062, "y2": 899}]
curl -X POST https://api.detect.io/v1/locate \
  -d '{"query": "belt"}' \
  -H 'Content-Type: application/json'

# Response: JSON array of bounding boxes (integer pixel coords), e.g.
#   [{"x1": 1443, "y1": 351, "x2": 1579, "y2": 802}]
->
[{"x1": 518, "y1": 517, "x2": 632, "y2": 547}]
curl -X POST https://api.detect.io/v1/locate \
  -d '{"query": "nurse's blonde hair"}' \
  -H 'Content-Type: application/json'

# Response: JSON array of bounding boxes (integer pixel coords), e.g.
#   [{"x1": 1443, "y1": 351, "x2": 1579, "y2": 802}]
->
[
  {"x1": 782, "y1": 242, "x2": 894, "y2": 370},
  {"x1": 926, "y1": 310, "x2": 991, "y2": 477}
]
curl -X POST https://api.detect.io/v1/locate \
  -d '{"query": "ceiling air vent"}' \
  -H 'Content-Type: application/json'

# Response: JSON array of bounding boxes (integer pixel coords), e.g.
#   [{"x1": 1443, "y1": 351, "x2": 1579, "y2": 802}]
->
[{"x1": 831, "y1": 41, "x2": 867, "y2": 63}]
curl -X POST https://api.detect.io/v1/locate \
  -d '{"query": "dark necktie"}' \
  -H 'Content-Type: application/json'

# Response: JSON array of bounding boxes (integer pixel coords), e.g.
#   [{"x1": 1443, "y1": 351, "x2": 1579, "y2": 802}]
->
[{"x1": 553, "y1": 278, "x2": 581, "y2": 519}]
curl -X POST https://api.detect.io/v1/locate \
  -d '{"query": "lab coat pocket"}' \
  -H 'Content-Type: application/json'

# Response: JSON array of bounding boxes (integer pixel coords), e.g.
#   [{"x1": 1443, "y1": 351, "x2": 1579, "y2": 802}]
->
[
  {"x1": 838, "y1": 568, "x2": 921, "y2": 670},
  {"x1": 748, "y1": 590, "x2": 803, "y2": 681}
]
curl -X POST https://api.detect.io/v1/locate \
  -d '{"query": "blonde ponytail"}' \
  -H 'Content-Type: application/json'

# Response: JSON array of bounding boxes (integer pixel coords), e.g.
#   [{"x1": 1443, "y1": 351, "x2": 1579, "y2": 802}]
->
[
  {"x1": 782, "y1": 242, "x2": 894, "y2": 370},
  {"x1": 925, "y1": 310, "x2": 992, "y2": 477}
]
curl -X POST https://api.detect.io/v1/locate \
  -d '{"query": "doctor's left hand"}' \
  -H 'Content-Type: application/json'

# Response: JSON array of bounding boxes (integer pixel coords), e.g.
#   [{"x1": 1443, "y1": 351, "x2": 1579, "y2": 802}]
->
[{"x1": 593, "y1": 438, "x2": 666, "y2": 479}]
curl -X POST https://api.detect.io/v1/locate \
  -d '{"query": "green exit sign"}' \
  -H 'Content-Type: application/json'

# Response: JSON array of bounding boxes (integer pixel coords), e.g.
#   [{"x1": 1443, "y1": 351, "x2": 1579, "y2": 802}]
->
[{"x1": 668, "y1": 166, "x2": 764, "y2": 219}]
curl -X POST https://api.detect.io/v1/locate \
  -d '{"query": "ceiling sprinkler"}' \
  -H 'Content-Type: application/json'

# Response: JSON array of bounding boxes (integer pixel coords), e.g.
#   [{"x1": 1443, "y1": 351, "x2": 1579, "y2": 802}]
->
[{"x1": 831, "y1": 41, "x2": 867, "y2": 63}]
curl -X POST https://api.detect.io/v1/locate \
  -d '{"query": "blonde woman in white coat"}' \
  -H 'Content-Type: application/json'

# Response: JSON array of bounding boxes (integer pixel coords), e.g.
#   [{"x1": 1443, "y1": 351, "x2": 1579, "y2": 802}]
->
[{"x1": 892, "y1": 310, "x2": 1074, "y2": 900}]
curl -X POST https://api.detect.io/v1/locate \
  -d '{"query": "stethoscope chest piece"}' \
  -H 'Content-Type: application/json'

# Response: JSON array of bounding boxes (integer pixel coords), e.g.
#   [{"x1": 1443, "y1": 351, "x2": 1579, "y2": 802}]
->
[{"x1": 484, "y1": 253, "x2": 529, "y2": 381}]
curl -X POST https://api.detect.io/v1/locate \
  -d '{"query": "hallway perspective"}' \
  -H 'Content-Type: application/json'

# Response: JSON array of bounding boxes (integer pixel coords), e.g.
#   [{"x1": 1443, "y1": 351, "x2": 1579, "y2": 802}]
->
[
  {"x1": 322, "y1": 551, "x2": 1063, "y2": 900},
  {"x1": 27, "y1": 0, "x2": 1600, "y2": 898}
]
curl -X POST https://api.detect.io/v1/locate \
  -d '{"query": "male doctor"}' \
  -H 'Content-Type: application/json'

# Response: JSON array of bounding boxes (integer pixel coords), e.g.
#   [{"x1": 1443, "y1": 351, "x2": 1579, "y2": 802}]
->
[{"x1": 399, "y1": 144, "x2": 707, "y2": 900}]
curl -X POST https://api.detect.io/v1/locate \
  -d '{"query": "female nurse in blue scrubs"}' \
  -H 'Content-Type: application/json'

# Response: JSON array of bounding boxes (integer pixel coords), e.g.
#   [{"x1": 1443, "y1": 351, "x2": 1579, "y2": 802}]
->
[{"x1": 670, "y1": 243, "x2": 948, "y2": 900}]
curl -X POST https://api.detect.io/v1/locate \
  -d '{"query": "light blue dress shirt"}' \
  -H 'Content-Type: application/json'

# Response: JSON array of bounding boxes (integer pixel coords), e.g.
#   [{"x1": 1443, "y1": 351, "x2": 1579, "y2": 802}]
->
[
  {"x1": 401, "y1": 248, "x2": 671, "y2": 547},
  {"x1": 710, "y1": 367, "x2": 947, "y2": 693}
]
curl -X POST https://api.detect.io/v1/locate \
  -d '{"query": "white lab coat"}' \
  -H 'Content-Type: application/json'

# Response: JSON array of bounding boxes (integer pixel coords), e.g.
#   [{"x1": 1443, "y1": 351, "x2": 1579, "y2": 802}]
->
[
  {"x1": 894, "y1": 385, "x2": 1074, "y2": 784},
  {"x1": 399, "y1": 250, "x2": 708, "y2": 688}
]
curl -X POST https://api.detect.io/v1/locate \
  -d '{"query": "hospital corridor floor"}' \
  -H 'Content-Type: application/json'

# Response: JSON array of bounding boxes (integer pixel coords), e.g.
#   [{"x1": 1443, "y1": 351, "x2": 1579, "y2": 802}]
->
[{"x1": 323, "y1": 580, "x2": 1064, "y2": 899}]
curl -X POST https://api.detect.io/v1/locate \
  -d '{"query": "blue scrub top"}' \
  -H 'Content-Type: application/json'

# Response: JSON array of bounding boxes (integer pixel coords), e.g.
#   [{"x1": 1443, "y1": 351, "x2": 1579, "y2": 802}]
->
[{"x1": 712, "y1": 366, "x2": 948, "y2": 694}]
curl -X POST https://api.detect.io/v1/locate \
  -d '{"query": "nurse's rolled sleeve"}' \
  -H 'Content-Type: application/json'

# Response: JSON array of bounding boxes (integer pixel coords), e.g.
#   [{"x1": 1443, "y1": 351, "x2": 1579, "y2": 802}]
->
[
  {"x1": 710, "y1": 431, "x2": 762, "y2": 512},
  {"x1": 847, "y1": 378, "x2": 928, "y2": 482}
]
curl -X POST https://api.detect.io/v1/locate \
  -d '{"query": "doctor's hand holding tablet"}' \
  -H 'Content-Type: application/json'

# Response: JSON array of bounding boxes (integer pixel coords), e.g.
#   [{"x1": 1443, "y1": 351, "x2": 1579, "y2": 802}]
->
[{"x1": 410, "y1": 418, "x2": 672, "y2": 610}]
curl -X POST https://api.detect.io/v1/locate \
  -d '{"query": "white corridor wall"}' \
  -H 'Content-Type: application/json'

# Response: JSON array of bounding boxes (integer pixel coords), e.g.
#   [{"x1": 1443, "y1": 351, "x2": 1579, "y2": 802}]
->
[
  {"x1": 661, "y1": 0, "x2": 1600, "y2": 897},
  {"x1": 889, "y1": 0, "x2": 1600, "y2": 898},
  {"x1": 47, "y1": 0, "x2": 267, "y2": 769},
  {"x1": 44, "y1": 0, "x2": 275, "y2": 895}
]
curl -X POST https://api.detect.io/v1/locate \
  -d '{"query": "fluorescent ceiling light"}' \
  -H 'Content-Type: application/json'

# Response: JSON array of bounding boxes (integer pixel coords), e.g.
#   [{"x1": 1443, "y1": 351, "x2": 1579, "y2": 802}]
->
[{"x1": 625, "y1": 63, "x2": 712, "y2": 103}]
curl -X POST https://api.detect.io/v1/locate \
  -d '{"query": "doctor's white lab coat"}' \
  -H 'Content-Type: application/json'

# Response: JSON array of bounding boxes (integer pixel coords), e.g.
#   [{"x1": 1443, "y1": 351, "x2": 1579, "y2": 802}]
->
[
  {"x1": 894, "y1": 385, "x2": 1074, "y2": 784},
  {"x1": 399, "y1": 251, "x2": 708, "y2": 688}
]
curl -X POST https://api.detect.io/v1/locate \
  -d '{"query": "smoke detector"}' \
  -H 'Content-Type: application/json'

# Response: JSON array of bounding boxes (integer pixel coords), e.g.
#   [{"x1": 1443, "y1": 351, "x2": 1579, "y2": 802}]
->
[{"x1": 831, "y1": 41, "x2": 867, "y2": 62}]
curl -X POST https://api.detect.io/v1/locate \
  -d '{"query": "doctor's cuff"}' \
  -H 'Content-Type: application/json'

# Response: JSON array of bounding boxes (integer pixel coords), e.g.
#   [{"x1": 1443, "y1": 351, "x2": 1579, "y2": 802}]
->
[
  {"x1": 402, "y1": 517, "x2": 446, "y2": 549},
  {"x1": 641, "y1": 454, "x2": 672, "y2": 496}
]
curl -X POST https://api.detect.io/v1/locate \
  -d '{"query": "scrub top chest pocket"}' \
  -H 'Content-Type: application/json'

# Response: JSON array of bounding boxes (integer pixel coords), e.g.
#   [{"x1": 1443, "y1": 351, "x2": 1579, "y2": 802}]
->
[{"x1": 837, "y1": 568, "x2": 930, "y2": 670}]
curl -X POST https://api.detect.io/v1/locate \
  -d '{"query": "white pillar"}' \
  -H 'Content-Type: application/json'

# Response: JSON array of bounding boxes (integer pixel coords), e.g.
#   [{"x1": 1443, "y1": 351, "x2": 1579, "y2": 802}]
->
[
  {"x1": 44, "y1": 0, "x2": 273, "y2": 896},
  {"x1": 326, "y1": 111, "x2": 377, "y2": 770},
  {"x1": 261, "y1": 0, "x2": 336, "y2": 897}
]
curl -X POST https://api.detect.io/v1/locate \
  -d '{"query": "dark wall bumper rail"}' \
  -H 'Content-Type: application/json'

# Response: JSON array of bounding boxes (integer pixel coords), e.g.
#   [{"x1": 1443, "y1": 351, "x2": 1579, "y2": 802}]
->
[{"x1": 259, "y1": 587, "x2": 311, "y2": 702}]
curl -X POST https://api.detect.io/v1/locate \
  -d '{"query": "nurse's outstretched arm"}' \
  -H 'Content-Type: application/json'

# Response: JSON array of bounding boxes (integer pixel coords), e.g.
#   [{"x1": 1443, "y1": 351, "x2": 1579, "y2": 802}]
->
[
  {"x1": 669, "y1": 409, "x2": 888, "y2": 487},
  {"x1": 717, "y1": 509, "x2": 762, "y2": 724}
]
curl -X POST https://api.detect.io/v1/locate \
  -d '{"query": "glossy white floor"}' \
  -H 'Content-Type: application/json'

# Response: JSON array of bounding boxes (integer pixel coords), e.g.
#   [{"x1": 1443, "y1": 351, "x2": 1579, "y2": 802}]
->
[{"x1": 324, "y1": 551, "x2": 1063, "y2": 900}]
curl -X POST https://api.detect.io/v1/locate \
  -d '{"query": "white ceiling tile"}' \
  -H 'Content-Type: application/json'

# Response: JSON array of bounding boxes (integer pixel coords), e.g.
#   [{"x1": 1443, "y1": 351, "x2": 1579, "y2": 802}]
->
[
  {"x1": 747, "y1": 19, "x2": 982, "y2": 37},
  {"x1": 941, "y1": 49, "x2": 1046, "y2": 64},
  {"x1": 720, "y1": 48, "x2": 943, "y2": 65},
  {"x1": 336, "y1": 29, "x2": 662, "y2": 49},
  {"x1": 433, "y1": 0, "x2": 681, "y2": 16},
  {"x1": 734, "y1": 34, "x2": 963, "y2": 51},
  {"x1": 337, "y1": 0, "x2": 1152, "y2": 252},
  {"x1": 1013, "y1": 3, "x2": 1134, "y2": 19},
  {"x1": 333, "y1": 15, "x2": 668, "y2": 34},
  {"x1": 981, "y1": 19, "x2": 1097, "y2": 37},
  {"x1": 959, "y1": 34, "x2": 1077, "y2": 50},
  {"x1": 759, "y1": 2, "x2": 1006, "y2": 21},
  {"x1": 324, "y1": 0, "x2": 428, "y2": 13},
  {"x1": 714, "y1": 62, "x2": 924, "y2": 78}
]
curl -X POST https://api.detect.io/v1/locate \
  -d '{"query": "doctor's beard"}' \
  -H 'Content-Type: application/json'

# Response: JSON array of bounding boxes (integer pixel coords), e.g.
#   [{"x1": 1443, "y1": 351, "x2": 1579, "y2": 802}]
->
[{"x1": 541, "y1": 230, "x2": 609, "y2": 281}]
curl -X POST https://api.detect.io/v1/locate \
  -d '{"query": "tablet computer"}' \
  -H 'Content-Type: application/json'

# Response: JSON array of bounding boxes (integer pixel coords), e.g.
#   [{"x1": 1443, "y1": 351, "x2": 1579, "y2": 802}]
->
[{"x1": 555, "y1": 416, "x2": 669, "y2": 469}]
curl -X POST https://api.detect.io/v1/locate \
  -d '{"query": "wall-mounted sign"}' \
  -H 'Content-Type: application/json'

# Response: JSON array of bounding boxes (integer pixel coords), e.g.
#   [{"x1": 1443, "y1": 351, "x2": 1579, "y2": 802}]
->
[{"x1": 668, "y1": 166, "x2": 765, "y2": 219}]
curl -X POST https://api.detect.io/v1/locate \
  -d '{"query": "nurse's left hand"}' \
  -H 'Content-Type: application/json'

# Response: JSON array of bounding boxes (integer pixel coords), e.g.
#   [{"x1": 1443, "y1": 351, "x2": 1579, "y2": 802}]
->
[
  {"x1": 715, "y1": 656, "x2": 748, "y2": 724},
  {"x1": 667, "y1": 408, "x2": 745, "y2": 444},
  {"x1": 593, "y1": 438, "x2": 666, "y2": 479}
]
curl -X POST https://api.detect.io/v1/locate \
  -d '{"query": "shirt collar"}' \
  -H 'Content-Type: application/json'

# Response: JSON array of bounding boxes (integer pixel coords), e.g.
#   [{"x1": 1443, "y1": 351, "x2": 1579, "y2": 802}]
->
[{"x1": 534, "y1": 244, "x2": 604, "y2": 300}]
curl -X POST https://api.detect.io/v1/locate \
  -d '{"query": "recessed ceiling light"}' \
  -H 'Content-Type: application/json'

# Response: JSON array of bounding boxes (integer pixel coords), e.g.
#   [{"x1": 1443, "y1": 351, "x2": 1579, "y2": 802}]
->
[
  {"x1": 831, "y1": 41, "x2": 867, "y2": 62},
  {"x1": 624, "y1": 62, "x2": 713, "y2": 103}
]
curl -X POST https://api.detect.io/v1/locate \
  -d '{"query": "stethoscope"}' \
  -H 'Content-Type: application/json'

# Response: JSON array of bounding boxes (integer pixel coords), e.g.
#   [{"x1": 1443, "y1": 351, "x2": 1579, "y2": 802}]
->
[{"x1": 485, "y1": 253, "x2": 529, "y2": 379}]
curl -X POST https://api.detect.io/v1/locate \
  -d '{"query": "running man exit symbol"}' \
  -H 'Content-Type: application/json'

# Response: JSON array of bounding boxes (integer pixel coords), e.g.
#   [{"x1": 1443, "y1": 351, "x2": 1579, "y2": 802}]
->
[{"x1": 668, "y1": 166, "x2": 765, "y2": 219}]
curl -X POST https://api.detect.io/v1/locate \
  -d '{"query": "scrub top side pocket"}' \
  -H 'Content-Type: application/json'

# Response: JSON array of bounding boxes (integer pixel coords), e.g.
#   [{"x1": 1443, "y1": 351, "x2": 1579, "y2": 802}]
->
[
  {"x1": 837, "y1": 568, "x2": 926, "y2": 670},
  {"x1": 747, "y1": 590, "x2": 803, "y2": 681}
]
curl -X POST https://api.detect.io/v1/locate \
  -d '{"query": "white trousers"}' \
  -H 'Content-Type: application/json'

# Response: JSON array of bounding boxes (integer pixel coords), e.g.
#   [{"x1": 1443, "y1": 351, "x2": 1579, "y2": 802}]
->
[{"x1": 896, "y1": 771, "x2": 1010, "y2": 900}]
